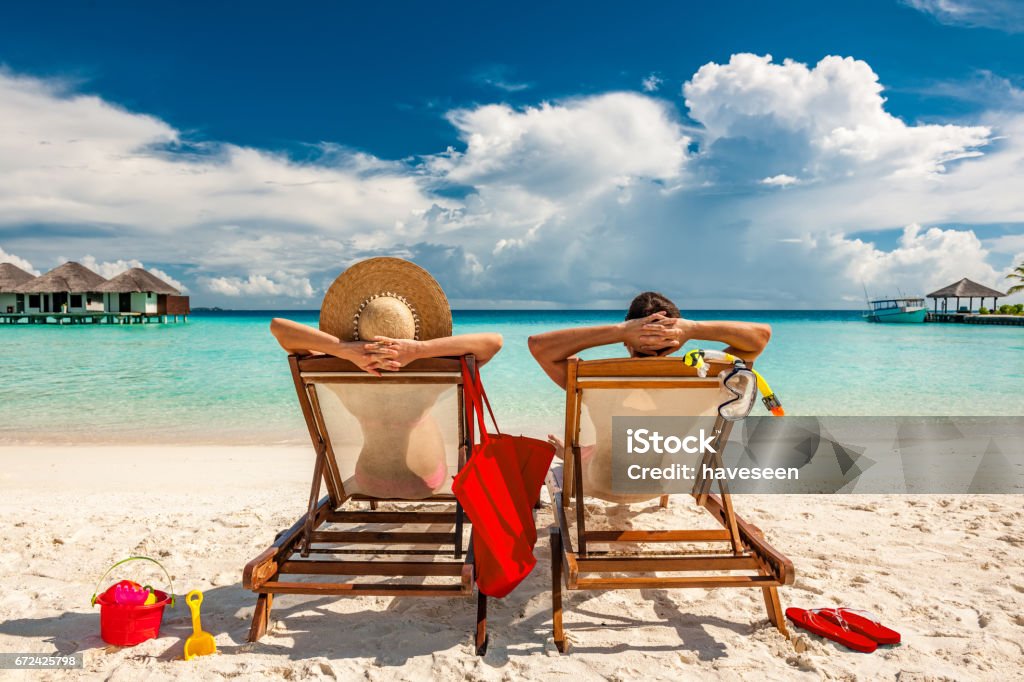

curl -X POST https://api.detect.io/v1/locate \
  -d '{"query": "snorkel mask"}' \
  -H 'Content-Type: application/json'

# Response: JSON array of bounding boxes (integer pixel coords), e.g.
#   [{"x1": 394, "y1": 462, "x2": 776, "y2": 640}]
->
[{"x1": 683, "y1": 349, "x2": 785, "y2": 421}]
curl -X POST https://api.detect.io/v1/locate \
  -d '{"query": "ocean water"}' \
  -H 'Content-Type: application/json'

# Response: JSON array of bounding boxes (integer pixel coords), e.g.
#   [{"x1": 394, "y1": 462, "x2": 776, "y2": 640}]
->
[{"x1": 0, "y1": 310, "x2": 1021, "y2": 444}]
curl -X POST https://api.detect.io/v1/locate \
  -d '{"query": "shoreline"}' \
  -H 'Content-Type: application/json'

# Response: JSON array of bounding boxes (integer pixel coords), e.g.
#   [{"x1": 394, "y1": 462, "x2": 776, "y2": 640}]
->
[{"x1": 1, "y1": 445, "x2": 1022, "y2": 679}]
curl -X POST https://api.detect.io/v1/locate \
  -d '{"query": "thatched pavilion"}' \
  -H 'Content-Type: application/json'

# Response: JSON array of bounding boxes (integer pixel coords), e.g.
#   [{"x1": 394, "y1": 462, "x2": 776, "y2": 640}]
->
[
  {"x1": 96, "y1": 267, "x2": 190, "y2": 317},
  {"x1": 0, "y1": 262, "x2": 36, "y2": 314},
  {"x1": 926, "y1": 278, "x2": 1005, "y2": 313},
  {"x1": 13, "y1": 261, "x2": 108, "y2": 314}
]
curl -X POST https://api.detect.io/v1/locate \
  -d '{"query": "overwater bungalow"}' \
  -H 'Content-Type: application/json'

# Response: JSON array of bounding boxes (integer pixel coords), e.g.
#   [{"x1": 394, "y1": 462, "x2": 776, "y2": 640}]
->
[
  {"x1": 0, "y1": 262, "x2": 36, "y2": 314},
  {"x1": 1, "y1": 261, "x2": 190, "y2": 324},
  {"x1": 96, "y1": 267, "x2": 190, "y2": 319},
  {"x1": 13, "y1": 261, "x2": 107, "y2": 314}
]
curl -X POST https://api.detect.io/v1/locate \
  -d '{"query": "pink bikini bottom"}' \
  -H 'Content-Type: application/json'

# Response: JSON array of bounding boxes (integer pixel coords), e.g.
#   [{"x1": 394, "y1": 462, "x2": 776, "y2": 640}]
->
[{"x1": 353, "y1": 456, "x2": 449, "y2": 499}]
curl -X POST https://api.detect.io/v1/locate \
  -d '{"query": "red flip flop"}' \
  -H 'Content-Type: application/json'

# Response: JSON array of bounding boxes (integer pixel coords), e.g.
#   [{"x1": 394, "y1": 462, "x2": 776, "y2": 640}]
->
[
  {"x1": 784, "y1": 607, "x2": 878, "y2": 653},
  {"x1": 817, "y1": 608, "x2": 901, "y2": 645}
]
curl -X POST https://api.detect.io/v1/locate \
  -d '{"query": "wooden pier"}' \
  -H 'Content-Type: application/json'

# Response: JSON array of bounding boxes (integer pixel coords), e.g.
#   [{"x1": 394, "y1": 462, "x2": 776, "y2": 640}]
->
[
  {"x1": 926, "y1": 313, "x2": 1024, "y2": 326},
  {"x1": 0, "y1": 312, "x2": 188, "y2": 325}
]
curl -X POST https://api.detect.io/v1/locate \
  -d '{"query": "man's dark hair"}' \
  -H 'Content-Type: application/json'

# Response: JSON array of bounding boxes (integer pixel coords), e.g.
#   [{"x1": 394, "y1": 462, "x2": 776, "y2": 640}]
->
[{"x1": 625, "y1": 291, "x2": 681, "y2": 320}]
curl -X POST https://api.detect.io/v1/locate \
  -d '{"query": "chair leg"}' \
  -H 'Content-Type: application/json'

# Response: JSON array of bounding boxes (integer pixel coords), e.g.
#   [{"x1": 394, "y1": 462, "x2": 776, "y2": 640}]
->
[
  {"x1": 454, "y1": 504, "x2": 464, "y2": 560},
  {"x1": 475, "y1": 593, "x2": 489, "y2": 655},
  {"x1": 550, "y1": 529, "x2": 568, "y2": 653},
  {"x1": 248, "y1": 593, "x2": 273, "y2": 642},
  {"x1": 762, "y1": 586, "x2": 788, "y2": 638},
  {"x1": 659, "y1": 495, "x2": 669, "y2": 508}
]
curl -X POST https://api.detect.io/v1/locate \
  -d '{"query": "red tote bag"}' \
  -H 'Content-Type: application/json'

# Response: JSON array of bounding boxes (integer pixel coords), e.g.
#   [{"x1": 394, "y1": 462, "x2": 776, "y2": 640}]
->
[{"x1": 452, "y1": 359, "x2": 555, "y2": 597}]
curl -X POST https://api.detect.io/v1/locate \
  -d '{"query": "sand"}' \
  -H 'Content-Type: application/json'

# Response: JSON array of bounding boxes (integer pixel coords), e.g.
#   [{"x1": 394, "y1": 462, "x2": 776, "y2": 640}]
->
[{"x1": 0, "y1": 445, "x2": 1022, "y2": 681}]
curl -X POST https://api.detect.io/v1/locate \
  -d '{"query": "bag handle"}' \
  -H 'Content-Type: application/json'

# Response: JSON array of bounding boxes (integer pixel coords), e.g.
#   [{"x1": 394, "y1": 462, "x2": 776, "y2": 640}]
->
[
  {"x1": 461, "y1": 357, "x2": 486, "y2": 446},
  {"x1": 460, "y1": 357, "x2": 501, "y2": 443},
  {"x1": 91, "y1": 556, "x2": 176, "y2": 607},
  {"x1": 472, "y1": 364, "x2": 501, "y2": 436}
]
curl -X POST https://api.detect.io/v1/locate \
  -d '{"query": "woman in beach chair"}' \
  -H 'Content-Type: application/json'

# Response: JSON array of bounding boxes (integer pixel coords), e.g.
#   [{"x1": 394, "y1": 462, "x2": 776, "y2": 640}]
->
[
  {"x1": 270, "y1": 259, "x2": 502, "y2": 499},
  {"x1": 245, "y1": 257, "x2": 501, "y2": 652}
]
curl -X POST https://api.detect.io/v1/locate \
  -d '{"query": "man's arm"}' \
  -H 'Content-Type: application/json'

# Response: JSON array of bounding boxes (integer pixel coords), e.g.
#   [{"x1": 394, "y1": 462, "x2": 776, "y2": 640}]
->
[
  {"x1": 527, "y1": 314, "x2": 668, "y2": 389},
  {"x1": 669, "y1": 319, "x2": 772, "y2": 364},
  {"x1": 528, "y1": 313, "x2": 772, "y2": 388}
]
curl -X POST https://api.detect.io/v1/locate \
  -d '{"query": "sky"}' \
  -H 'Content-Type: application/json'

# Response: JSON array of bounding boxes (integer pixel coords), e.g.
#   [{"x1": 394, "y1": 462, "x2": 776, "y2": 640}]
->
[{"x1": 1, "y1": 0, "x2": 1023, "y2": 309}]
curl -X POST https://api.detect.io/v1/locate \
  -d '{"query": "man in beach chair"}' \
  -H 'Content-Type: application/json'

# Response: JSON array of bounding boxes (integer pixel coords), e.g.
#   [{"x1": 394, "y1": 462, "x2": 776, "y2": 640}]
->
[
  {"x1": 528, "y1": 292, "x2": 794, "y2": 651},
  {"x1": 244, "y1": 257, "x2": 501, "y2": 654}
]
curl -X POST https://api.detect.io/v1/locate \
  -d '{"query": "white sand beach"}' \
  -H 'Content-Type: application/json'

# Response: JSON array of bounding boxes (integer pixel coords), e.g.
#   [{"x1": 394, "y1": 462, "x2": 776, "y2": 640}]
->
[{"x1": 1, "y1": 445, "x2": 1022, "y2": 681}]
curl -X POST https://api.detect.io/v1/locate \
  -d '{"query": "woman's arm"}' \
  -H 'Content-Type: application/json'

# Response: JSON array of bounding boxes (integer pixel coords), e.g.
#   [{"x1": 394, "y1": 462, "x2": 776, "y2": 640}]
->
[
  {"x1": 270, "y1": 317, "x2": 347, "y2": 356},
  {"x1": 269, "y1": 318, "x2": 393, "y2": 376},
  {"x1": 367, "y1": 333, "x2": 504, "y2": 368}
]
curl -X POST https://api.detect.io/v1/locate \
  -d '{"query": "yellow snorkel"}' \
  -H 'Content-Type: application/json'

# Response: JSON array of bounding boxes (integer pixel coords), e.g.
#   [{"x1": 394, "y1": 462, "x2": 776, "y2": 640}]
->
[{"x1": 683, "y1": 349, "x2": 785, "y2": 417}]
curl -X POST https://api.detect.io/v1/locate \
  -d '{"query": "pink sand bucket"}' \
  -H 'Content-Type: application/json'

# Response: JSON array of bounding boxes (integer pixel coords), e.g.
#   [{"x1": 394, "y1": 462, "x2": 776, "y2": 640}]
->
[{"x1": 91, "y1": 556, "x2": 176, "y2": 646}]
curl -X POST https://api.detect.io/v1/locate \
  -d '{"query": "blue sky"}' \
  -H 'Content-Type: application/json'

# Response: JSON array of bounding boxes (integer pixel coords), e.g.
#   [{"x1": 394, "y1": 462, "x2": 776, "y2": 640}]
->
[{"x1": 1, "y1": 0, "x2": 1022, "y2": 308}]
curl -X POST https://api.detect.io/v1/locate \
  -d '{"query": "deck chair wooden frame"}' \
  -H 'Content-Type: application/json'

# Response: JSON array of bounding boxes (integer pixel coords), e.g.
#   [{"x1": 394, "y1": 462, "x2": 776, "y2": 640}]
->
[
  {"x1": 243, "y1": 353, "x2": 489, "y2": 654},
  {"x1": 547, "y1": 357, "x2": 794, "y2": 652}
]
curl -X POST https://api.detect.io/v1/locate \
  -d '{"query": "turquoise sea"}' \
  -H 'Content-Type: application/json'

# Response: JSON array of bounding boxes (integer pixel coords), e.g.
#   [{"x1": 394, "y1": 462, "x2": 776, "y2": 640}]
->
[{"x1": 1, "y1": 311, "x2": 1021, "y2": 444}]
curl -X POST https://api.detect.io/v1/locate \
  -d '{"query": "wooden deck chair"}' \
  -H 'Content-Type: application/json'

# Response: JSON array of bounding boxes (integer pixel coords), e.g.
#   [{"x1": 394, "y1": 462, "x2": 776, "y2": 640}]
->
[
  {"x1": 244, "y1": 353, "x2": 489, "y2": 654},
  {"x1": 547, "y1": 357, "x2": 794, "y2": 652}
]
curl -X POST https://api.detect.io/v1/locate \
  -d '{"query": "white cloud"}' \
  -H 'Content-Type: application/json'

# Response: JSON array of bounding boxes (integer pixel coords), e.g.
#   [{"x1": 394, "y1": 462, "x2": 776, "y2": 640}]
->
[
  {"x1": 760, "y1": 174, "x2": 800, "y2": 187},
  {"x1": 202, "y1": 273, "x2": 315, "y2": 299},
  {"x1": 0, "y1": 69, "x2": 440, "y2": 303},
  {"x1": 825, "y1": 223, "x2": 1006, "y2": 295},
  {"x1": 914, "y1": 70, "x2": 1024, "y2": 110},
  {"x1": 986, "y1": 234, "x2": 1024, "y2": 254},
  {"x1": 684, "y1": 54, "x2": 991, "y2": 180},
  {"x1": 1, "y1": 57, "x2": 1022, "y2": 309},
  {"x1": 0, "y1": 71, "x2": 434, "y2": 236},
  {"x1": 903, "y1": 0, "x2": 1024, "y2": 32},
  {"x1": 77, "y1": 255, "x2": 188, "y2": 292},
  {"x1": 432, "y1": 93, "x2": 690, "y2": 198},
  {"x1": 642, "y1": 73, "x2": 662, "y2": 92},
  {"x1": 739, "y1": 223, "x2": 1022, "y2": 308},
  {"x1": 473, "y1": 65, "x2": 531, "y2": 92},
  {"x1": 0, "y1": 246, "x2": 38, "y2": 274}
]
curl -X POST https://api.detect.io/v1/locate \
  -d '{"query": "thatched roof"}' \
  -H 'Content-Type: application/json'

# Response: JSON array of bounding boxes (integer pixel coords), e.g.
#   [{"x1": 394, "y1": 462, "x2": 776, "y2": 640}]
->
[
  {"x1": 0, "y1": 263, "x2": 36, "y2": 293},
  {"x1": 14, "y1": 261, "x2": 107, "y2": 293},
  {"x1": 96, "y1": 267, "x2": 180, "y2": 295},
  {"x1": 927, "y1": 278, "x2": 1005, "y2": 299}
]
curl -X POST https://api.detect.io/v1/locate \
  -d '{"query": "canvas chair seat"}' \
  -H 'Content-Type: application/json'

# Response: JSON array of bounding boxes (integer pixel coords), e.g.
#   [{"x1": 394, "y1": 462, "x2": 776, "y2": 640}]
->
[
  {"x1": 547, "y1": 357, "x2": 795, "y2": 653},
  {"x1": 576, "y1": 385, "x2": 725, "y2": 503}
]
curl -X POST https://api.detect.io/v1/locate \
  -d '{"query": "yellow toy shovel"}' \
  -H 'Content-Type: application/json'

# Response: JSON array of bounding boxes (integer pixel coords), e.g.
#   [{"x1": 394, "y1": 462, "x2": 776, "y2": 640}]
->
[{"x1": 183, "y1": 590, "x2": 217, "y2": 660}]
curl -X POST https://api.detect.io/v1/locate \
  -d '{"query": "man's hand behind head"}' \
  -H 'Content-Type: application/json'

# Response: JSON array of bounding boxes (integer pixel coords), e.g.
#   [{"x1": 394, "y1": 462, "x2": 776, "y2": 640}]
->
[{"x1": 622, "y1": 313, "x2": 695, "y2": 357}]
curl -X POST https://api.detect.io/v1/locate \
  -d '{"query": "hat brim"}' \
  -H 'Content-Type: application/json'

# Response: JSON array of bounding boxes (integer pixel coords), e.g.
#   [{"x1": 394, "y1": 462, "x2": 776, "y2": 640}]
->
[{"x1": 320, "y1": 257, "x2": 452, "y2": 341}]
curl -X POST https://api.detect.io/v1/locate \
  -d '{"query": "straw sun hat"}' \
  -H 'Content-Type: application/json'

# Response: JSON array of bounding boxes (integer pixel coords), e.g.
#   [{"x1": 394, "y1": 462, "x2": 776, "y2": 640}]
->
[{"x1": 319, "y1": 257, "x2": 452, "y2": 342}]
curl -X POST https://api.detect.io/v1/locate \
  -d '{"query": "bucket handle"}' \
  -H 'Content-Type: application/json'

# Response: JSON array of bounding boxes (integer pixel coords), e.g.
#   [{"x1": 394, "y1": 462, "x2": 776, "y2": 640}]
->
[{"x1": 91, "y1": 556, "x2": 176, "y2": 607}]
